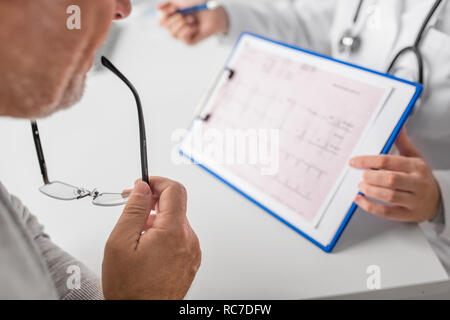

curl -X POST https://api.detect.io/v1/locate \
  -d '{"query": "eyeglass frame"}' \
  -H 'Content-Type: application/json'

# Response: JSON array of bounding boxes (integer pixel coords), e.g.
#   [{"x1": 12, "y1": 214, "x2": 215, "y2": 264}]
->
[{"x1": 31, "y1": 56, "x2": 149, "y2": 205}]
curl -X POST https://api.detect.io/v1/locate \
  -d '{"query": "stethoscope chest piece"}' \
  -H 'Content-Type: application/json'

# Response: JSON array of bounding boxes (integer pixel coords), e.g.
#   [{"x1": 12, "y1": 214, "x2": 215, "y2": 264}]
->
[
  {"x1": 338, "y1": 29, "x2": 362, "y2": 54},
  {"x1": 338, "y1": 0, "x2": 444, "y2": 86}
]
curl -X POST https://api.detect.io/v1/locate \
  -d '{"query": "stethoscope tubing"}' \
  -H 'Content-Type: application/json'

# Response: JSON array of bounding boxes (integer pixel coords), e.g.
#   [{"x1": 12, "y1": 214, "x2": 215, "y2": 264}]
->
[
  {"x1": 343, "y1": 0, "x2": 445, "y2": 85},
  {"x1": 386, "y1": 0, "x2": 443, "y2": 85}
]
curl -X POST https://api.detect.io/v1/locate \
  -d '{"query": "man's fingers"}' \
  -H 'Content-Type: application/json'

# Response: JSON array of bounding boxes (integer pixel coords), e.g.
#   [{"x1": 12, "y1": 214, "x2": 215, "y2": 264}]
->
[
  {"x1": 113, "y1": 181, "x2": 156, "y2": 246},
  {"x1": 133, "y1": 176, "x2": 173, "y2": 193},
  {"x1": 395, "y1": 128, "x2": 423, "y2": 158},
  {"x1": 143, "y1": 213, "x2": 157, "y2": 231},
  {"x1": 131, "y1": 177, "x2": 187, "y2": 225},
  {"x1": 154, "y1": 183, "x2": 188, "y2": 223},
  {"x1": 350, "y1": 155, "x2": 415, "y2": 173},
  {"x1": 361, "y1": 170, "x2": 418, "y2": 192},
  {"x1": 358, "y1": 182, "x2": 414, "y2": 209},
  {"x1": 130, "y1": 177, "x2": 188, "y2": 228},
  {"x1": 146, "y1": 176, "x2": 177, "y2": 195},
  {"x1": 355, "y1": 195, "x2": 411, "y2": 221}
]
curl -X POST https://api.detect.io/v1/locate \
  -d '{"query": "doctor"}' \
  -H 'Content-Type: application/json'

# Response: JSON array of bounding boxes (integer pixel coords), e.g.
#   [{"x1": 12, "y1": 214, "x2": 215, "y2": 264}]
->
[{"x1": 159, "y1": 0, "x2": 450, "y2": 271}]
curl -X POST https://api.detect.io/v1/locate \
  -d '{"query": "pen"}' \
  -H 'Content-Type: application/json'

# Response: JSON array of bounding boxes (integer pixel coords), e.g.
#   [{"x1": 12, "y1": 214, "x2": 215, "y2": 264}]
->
[{"x1": 177, "y1": 1, "x2": 219, "y2": 14}]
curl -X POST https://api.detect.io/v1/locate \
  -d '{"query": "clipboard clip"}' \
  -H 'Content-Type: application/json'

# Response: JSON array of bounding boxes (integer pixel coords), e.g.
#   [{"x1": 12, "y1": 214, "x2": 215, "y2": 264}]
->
[
  {"x1": 226, "y1": 67, "x2": 235, "y2": 80},
  {"x1": 195, "y1": 67, "x2": 235, "y2": 122}
]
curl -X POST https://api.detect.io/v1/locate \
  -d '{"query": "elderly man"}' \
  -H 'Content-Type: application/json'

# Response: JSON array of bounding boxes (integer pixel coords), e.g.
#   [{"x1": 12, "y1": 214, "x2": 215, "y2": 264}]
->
[{"x1": 0, "y1": 0, "x2": 201, "y2": 299}]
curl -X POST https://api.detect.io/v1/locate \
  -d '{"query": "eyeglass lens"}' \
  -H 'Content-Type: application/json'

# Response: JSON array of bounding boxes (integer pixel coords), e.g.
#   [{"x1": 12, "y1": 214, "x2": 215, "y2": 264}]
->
[{"x1": 39, "y1": 181, "x2": 130, "y2": 206}]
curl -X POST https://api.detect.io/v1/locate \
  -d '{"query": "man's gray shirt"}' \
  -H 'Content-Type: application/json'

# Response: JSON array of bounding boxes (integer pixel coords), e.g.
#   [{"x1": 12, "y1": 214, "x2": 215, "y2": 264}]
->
[{"x1": 0, "y1": 181, "x2": 103, "y2": 299}]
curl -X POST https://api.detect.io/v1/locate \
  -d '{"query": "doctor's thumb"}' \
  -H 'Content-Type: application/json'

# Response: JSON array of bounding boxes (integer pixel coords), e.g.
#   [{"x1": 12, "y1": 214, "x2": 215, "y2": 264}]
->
[{"x1": 395, "y1": 128, "x2": 422, "y2": 158}]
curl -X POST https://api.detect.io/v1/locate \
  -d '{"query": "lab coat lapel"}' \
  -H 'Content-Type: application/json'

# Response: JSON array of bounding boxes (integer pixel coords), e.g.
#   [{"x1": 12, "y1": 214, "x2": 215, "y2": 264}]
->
[
  {"x1": 385, "y1": 0, "x2": 438, "y2": 78},
  {"x1": 332, "y1": 0, "x2": 403, "y2": 70},
  {"x1": 356, "y1": 0, "x2": 402, "y2": 70},
  {"x1": 378, "y1": 0, "x2": 402, "y2": 55},
  {"x1": 389, "y1": 0, "x2": 437, "y2": 56}
]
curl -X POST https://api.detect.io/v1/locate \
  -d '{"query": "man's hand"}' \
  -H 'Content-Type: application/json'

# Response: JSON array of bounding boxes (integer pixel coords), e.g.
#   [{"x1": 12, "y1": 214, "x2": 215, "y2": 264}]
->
[
  {"x1": 350, "y1": 128, "x2": 441, "y2": 222},
  {"x1": 102, "y1": 177, "x2": 201, "y2": 300},
  {"x1": 157, "y1": 1, "x2": 229, "y2": 45}
]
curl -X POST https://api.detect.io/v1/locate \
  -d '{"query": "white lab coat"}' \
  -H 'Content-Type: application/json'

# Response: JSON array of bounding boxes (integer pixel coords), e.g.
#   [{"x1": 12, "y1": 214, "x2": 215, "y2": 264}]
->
[{"x1": 221, "y1": 0, "x2": 450, "y2": 273}]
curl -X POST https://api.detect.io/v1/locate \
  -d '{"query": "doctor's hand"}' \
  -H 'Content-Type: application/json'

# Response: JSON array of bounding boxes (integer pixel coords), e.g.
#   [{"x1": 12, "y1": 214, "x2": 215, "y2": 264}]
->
[
  {"x1": 157, "y1": 1, "x2": 229, "y2": 45},
  {"x1": 102, "y1": 177, "x2": 201, "y2": 300},
  {"x1": 350, "y1": 129, "x2": 441, "y2": 223}
]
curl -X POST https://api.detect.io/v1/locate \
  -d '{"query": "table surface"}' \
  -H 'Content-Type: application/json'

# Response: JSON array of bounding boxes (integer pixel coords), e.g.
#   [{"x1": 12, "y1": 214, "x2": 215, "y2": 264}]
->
[{"x1": 0, "y1": 15, "x2": 448, "y2": 299}]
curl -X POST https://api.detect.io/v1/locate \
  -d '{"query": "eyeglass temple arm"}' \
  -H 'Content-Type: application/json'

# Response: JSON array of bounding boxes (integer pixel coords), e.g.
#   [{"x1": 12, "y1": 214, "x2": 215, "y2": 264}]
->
[
  {"x1": 101, "y1": 56, "x2": 149, "y2": 185},
  {"x1": 31, "y1": 121, "x2": 50, "y2": 185}
]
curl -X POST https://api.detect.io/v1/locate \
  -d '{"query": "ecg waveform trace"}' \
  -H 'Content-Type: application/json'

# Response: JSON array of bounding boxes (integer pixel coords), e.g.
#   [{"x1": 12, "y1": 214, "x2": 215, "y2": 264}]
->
[{"x1": 201, "y1": 42, "x2": 388, "y2": 223}]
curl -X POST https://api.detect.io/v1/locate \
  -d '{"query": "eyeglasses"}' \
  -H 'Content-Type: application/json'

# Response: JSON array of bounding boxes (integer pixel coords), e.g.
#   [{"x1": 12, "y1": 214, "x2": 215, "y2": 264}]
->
[{"x1": 31, "y1": 56, "x2": 149, "y2": 207}]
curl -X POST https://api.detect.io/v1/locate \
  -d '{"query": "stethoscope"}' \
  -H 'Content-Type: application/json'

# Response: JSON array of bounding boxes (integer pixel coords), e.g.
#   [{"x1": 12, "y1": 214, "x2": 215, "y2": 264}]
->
[{"x1": 338, "y1": 0, "x2": 444, "y2": 84}]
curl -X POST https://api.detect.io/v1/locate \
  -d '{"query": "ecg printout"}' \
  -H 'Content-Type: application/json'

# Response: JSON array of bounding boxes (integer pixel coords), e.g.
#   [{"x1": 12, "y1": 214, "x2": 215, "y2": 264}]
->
[{"x1": 196, "y1": 42, "x2": 390, "y2": 226}]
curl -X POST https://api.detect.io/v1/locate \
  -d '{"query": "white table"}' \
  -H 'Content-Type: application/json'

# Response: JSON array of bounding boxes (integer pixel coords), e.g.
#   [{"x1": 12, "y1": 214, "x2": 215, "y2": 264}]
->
[{"x1": 0, "y1": 15, "x2": 448, "y2": 299}]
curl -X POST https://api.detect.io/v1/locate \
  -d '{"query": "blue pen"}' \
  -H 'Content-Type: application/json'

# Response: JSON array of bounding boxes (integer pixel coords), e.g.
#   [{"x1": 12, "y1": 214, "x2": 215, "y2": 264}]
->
[{"x1": 177, "y1": 1, "x2": 219, "y2": 14}]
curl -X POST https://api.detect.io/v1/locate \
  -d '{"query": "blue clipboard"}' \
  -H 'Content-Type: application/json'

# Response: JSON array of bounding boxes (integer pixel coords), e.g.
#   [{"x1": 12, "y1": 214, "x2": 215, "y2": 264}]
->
[{"x1": 180, "y1": 32, "x2": 423, "y2": 253}]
